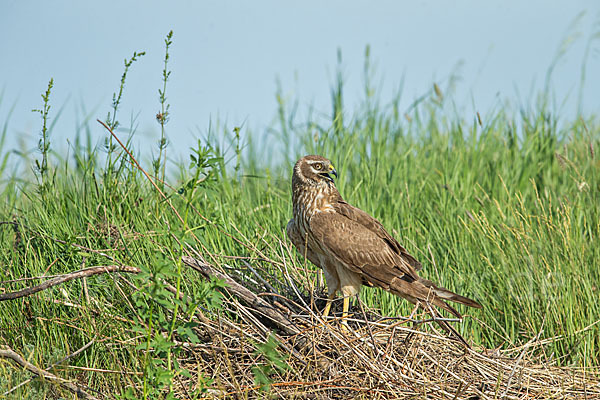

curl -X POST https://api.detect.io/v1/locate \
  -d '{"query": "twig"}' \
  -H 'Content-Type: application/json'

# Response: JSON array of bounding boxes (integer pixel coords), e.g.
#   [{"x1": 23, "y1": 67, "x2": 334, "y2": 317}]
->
[
  {"x1": 0, "y1": 265, "x2": 140, "y2": 301},
  {"x1": 181, "y1": 255, "x2": 331, "y2": 366},
  {"x1": 0, "y1": 345, "x2": 100, "y2": 400},
  {"x1": 501, "y1": 319, "x2": 545, "y2": 398},
  {"x1": 241, "y1": 260, "x2": 279, "y2": 295},
  {"x1": 4, "y1": 339, "x2": 95, "y2": 396},
  {"x1": 182, "y1": 255, "x2": 299, "y2": 336},
  {"x1": 356, "y1": 296, "x2": 377, "y2": 351}
]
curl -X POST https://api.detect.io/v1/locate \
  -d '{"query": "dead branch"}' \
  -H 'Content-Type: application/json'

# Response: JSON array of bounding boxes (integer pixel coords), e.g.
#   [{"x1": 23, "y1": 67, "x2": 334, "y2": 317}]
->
[
  {"x1": 0, "y1": 345, "x2": 100, "y2": 400},
  {"x1": 3, "y1": 339, "x2": 95, "y2": 396},
  {"x1": 182, "y1": 255, "x2": 300, "y2": 337},
  {"x1": 182, "y1": 255, "x2": 332, "y2": 367},
  {"x1": 0, "y1": 265, "x2": 140, "y2": 301}
]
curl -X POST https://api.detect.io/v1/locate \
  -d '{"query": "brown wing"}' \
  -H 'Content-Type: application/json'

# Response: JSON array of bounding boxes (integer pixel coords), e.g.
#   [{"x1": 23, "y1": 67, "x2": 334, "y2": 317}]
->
[
  {"x1": 309, "y1": 211, "x2": 419, "y2": 287},
  {"x1": 333, "y1": 201, "x2": 422, "y2": 271},
  {"x1": 309, "y1": 211, "x2": 481, "y2": 316}
]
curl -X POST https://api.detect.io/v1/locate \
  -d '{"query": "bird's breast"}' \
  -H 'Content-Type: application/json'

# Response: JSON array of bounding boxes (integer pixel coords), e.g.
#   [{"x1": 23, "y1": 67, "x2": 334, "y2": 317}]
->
[
  {"x1": 294, "y1": 191, "x2": 335, "y2": 220},
  {"x1": 293, "y1": 190, "x2": 334, "y2": 250}
]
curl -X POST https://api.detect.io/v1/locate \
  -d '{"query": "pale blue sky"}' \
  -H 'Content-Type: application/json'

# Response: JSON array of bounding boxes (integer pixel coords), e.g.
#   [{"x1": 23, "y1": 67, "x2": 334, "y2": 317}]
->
[{"x1": 1, "y1": 1, "x2": 599, "y2": 165}]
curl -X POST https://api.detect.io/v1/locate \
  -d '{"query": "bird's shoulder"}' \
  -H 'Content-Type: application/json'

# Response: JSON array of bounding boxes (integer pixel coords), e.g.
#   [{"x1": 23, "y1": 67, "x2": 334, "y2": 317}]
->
[
  {"x1": 329, "y1": 200, "x2": 422, "y2": 271},
  {"x1": 308, "y1": 211, "x2": 392, "y2": 268},
  {"x1": 309, "y1": 208, "x2": 420, "y2": 283}
]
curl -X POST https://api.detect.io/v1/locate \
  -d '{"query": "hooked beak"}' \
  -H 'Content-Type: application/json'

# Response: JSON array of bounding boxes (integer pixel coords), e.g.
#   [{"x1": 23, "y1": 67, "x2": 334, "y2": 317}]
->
[
  {"x1": 320, "y1": 165, "x2": 338, "y2": 182},
  {"x1": 330, "y1": 167, "x2": 338, "y2": 179}
]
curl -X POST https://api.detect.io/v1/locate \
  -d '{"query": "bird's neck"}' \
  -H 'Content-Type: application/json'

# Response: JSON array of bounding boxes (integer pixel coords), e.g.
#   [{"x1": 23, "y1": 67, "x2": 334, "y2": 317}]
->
[{"x1": 292, "y1": 181, "x2": 341, "y2": 219}]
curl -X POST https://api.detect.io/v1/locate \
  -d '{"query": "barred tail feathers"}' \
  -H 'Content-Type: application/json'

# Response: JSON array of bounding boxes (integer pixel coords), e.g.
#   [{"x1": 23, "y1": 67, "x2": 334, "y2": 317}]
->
[
  {"x1": 387, "y1": 275, "x2": 481, "y2": 319},
  {"x1": 420, "y1": 277, "x2": 482, "y2": 309}
]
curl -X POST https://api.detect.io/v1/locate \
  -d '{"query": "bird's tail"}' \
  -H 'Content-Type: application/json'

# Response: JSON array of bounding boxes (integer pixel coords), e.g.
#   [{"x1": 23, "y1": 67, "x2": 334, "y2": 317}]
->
[
  {"x1": 420, "y1": 277, "x2": 482, "y2": 311},
  {"x1": 389, "y1": 276, "x2": 481, "y2": 347}
]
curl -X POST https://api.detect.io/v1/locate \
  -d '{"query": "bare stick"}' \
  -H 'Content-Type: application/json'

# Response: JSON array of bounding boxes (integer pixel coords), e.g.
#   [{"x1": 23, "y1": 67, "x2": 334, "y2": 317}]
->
[
  {"x1": 4, "y1": 339, "x2": 95, "y2": 396},
  {"x1": 0, "y1": 265, "x2": 140, "y2": 301},
  {"x1": 0, "y1": 345, "x2": 100, "y2": 400},
  {"x1": 182, "y1": 255, "x2": 299, "y2": 336},
  {"x1": 182, "y1": 255, "x2": 332, "y2": 367}
]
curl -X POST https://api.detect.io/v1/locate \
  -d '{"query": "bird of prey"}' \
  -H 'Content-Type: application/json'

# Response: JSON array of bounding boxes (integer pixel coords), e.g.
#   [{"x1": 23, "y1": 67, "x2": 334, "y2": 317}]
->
[{"x1": 286, "y1": 155, "x2": 481, "y2": 336}]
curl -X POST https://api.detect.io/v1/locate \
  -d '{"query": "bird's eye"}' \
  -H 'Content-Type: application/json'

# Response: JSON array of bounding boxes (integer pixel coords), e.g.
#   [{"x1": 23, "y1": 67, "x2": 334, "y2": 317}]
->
[{"x1": 314, "y1": 164, "x2": 322, "y2": 170}]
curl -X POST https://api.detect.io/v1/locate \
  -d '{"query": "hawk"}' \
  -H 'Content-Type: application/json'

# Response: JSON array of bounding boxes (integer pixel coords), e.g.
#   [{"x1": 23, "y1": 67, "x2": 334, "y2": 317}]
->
[{"x1": 286, "y1": 155, "x2": 481, "y2": 335}]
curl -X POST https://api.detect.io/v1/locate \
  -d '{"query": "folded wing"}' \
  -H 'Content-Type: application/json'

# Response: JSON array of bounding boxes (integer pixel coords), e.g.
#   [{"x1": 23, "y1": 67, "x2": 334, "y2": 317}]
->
[
  {"x1": 309, "y1": 211, "x2": 481, "y2": 318},
  {"x1": 333, "y1": 201, "x2": 422, "y2": 271}
]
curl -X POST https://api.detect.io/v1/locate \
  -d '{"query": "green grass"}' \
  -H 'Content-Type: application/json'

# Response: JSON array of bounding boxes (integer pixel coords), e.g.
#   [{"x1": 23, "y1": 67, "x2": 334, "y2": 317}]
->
[{"x1": 0, "y1": 51, "x2": 599, "y2": 397}]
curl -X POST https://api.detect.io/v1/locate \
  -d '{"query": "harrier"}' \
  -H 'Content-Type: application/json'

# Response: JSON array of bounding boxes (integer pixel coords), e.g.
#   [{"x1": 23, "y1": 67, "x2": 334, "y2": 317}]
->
[{"x1": 286, "y1": 155, "x2": 481, "y2": 336}]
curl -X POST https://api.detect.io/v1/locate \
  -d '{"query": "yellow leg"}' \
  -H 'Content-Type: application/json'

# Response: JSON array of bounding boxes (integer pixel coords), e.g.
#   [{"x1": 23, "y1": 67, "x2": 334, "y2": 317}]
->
[
  {"x1": 341, "y1": 295, "x2": 350, "y2": 328},
  {"x1": 322, "y1": 292, "x2": 336, "y2": 318}
]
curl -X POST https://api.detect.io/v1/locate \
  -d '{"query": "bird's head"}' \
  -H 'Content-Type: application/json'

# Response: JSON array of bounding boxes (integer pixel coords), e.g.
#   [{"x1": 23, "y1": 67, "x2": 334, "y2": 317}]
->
[{"x1": 292, "y1": 155, "x2": 338, "y2": 187}]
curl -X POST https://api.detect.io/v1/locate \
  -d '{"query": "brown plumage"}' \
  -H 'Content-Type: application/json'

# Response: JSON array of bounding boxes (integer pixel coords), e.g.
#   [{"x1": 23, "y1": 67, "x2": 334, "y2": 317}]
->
[{"x1": 286, "y1": 155, "x2": 481, "y2": 340}]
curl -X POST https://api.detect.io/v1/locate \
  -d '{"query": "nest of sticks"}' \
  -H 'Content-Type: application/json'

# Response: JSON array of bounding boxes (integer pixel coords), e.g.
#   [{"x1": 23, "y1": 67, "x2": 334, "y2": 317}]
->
[
  {"x1": 177, "y1": 254, "x2": 599, "y2": 399},
  {"x1": 1, "y1": 244, "x2": 599, "y2": 399}
]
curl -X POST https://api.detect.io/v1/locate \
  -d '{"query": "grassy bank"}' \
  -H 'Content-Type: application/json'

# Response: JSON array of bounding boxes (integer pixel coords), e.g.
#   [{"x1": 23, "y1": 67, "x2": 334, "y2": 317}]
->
[{"x1": 0, "y1": 47, "x2": 599, "y2": 398}]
